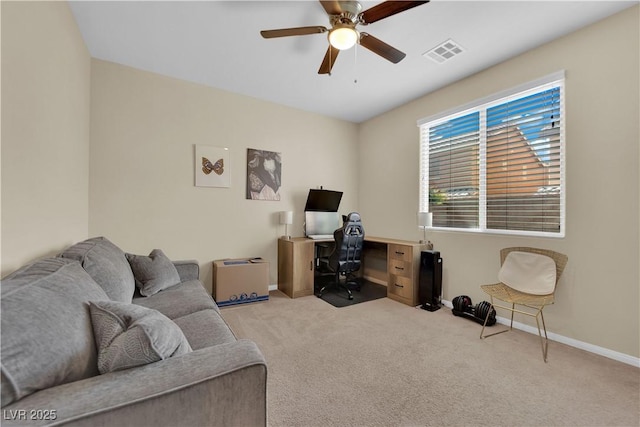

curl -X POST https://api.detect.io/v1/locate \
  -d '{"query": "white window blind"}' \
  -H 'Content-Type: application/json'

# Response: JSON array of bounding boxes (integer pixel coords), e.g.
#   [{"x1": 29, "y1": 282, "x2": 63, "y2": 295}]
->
[{"x1": 418, "y1": 73, "x2": 565, "y2": 237}]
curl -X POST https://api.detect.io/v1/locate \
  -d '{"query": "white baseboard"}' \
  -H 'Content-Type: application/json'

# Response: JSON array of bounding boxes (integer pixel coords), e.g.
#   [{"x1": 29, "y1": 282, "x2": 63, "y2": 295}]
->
[
  {"x1": 442, "y1": 299, "x2": 640, "y2": 368},
  {"x1": 269, "y1": 284, "x2": 278, "y2": 291}
]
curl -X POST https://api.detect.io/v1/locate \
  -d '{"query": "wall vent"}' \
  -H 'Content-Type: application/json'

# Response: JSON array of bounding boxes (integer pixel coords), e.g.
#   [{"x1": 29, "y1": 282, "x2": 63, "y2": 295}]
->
[{"x1": 423, "y1": 39, "x2": 464, "y2": 64}]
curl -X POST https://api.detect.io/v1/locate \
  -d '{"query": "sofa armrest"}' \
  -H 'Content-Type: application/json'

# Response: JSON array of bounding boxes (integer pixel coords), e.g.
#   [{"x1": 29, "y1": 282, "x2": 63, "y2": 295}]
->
[
  {"x1": 173, "y1": 260, "x2": 199, "y2": 282},
  {"x1": 1, "y1": 340, "x2": 266, "y2": 427}
]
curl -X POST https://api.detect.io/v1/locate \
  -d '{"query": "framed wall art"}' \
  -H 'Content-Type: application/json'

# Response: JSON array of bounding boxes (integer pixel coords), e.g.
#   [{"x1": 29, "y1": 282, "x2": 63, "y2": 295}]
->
[
  {"x1": 246, "y1": 148, "x2": 281, "y2": 200},
  {"x1": 195, "y1": 145, "x2": 230, "y2": 188}
]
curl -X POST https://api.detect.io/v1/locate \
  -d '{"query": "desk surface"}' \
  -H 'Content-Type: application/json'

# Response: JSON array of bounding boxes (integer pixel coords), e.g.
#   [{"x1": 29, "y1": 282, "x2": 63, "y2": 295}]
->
[{"x1": 287, "y1": 236, "x2": 423, "y2": 246}]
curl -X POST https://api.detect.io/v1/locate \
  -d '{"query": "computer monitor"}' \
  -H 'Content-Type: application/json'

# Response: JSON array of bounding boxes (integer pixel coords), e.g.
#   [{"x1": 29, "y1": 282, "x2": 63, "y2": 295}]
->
[
  {"x1": 304, "y1": 189, "x2": 342, "y2": 212},
  {"x1": 304, "y1": 211, "x2": 340, "y2": 237}
]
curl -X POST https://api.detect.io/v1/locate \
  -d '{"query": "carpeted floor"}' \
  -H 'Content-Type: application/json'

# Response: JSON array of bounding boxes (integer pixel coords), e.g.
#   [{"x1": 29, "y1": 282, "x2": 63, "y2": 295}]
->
[{"x1": 222, "y1": 291, "x2": 640, "y2": 427}]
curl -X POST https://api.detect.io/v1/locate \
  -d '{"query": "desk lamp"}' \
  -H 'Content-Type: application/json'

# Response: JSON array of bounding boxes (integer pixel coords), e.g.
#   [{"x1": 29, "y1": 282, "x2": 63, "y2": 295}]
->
[
  {"x1": 280, "y1": 211, "x2": 293, "y2": 240},
  {"x1": 417, "y1": 212, "x2": 433, "y2": 249}
]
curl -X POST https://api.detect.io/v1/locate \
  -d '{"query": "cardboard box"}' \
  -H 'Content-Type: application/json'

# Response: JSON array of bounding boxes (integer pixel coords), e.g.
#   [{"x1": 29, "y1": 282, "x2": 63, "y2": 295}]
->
[{"x1": 213, "y1": 258, "x2": 269, "y2": 307}]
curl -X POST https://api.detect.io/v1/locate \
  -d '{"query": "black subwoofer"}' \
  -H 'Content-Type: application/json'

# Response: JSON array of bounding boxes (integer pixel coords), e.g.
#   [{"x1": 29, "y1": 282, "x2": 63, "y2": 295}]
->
[{"x1": 419, "y1": 250, "x2": 442, "y2": 312}]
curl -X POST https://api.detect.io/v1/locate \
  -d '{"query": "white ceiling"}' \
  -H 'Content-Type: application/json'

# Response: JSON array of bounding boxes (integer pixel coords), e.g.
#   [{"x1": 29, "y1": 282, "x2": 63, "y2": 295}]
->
[{"x1": 69, "y1": 0, "x2": 637, "y2": 123}]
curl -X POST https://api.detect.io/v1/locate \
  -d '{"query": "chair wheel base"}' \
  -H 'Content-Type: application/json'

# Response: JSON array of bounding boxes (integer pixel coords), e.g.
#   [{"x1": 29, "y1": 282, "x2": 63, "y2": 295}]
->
[{"x1": 315, "y1": 282, "x2": 357, "y2": 300}]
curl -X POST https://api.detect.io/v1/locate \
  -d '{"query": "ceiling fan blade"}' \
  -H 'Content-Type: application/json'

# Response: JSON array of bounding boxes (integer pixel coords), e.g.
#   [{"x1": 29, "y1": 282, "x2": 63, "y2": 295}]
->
[
  {"x1": 318, "y1": 45, "x2": 340, "y2": 75},
  {"x1": 261, "y1": 26, "x2": 327, "y2": 39},
  {"x1": 319, "y1": 0, "x2": 342, "y2": 16},
  {"x1": 360, "y1": 1, "x2": 429, "y2": 24},
  {"x1": 359, "y1": 33, "x2": 406, "y2": 63}
]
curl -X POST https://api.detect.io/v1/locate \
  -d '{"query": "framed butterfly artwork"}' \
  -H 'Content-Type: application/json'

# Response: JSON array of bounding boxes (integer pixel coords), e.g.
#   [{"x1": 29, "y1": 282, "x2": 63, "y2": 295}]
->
[{"x1": 194, "y1": 145, "x2": 230, "y2": 188}]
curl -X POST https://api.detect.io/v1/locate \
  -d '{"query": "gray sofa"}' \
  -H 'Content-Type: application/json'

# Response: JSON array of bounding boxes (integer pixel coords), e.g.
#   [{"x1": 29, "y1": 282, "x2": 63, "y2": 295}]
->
[{"x1": 1, "y1": 237, "x2": 267, "y2": 427}]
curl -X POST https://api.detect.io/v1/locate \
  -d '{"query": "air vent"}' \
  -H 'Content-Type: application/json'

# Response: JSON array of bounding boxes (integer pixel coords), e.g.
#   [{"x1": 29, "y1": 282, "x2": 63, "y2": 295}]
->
[{"x1": 423, "y1": 39, "x2": 464, "y2": 64}]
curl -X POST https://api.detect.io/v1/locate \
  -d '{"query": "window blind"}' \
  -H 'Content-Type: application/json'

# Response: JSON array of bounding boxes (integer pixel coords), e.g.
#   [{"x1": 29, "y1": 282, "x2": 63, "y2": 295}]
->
[
  {"x1": 486, "y1": 87, "x2": 562, "y2": 233},
  {"x1": 419, "y1": 75, "x2": 565, "y2": 237},
  {"x1": 420, "y1": 112, "x2": 480, "y2": 229}
]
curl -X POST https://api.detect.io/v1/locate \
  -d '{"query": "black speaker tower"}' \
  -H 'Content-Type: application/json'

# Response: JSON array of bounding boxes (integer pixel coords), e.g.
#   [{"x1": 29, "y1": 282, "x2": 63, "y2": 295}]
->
[{"x1": 419, "y1": 250, "x2": 442, "y2": 312}]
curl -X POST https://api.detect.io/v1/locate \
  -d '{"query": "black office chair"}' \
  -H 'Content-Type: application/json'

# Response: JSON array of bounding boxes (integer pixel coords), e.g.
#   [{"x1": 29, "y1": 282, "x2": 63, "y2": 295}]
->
[{"x1": 317, "y1": 212, "x2": 365, "y2": 300}]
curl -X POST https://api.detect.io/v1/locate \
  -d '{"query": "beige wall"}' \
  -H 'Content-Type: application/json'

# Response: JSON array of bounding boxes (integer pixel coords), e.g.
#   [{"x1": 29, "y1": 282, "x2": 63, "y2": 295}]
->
[
  {"x1": 89, "y1": 60, "x2": 359, "y2": 290},
  {"x1": 358, "y1": 6, "x2": 639, "y2": 358},
  {"x1": 1, "y1": 1, "x2": 91, "y2": 277}
]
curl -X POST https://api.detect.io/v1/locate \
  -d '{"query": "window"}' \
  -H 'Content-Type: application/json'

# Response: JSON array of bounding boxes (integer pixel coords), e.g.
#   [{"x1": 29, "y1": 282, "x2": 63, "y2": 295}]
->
[{"x1": 418, "y1": 72, "x2": 565, "y2": 237}]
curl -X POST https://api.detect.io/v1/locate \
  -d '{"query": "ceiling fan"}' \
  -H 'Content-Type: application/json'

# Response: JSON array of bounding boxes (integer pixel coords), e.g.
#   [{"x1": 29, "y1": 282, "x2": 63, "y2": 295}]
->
[{"x1": 260, "y1": 1, "x2": 429, "y2": 75}]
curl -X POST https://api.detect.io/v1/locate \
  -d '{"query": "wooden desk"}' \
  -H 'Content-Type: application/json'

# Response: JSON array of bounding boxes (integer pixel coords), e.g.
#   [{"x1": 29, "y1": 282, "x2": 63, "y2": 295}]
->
[{"x1": 277, "y1": 236, "x2": 425, "y2": 306}]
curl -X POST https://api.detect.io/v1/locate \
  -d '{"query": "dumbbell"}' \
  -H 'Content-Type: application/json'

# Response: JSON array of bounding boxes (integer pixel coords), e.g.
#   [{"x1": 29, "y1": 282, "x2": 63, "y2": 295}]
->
[{"x1": 451, "y1": 295, "x2": 496, "y2": 326}]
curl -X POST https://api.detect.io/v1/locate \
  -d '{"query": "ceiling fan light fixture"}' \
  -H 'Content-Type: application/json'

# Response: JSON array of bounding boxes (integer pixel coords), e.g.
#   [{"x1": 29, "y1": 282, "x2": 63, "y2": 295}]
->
[{"x1": 329, "y1": 26, "x2": 359, "y2": 50}]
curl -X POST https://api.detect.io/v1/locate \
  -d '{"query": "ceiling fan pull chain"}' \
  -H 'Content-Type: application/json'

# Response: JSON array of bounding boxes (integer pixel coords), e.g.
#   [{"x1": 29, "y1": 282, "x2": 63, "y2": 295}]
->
[{"x1": 354, "y1": 43, "x2": 358, "y2": 84}]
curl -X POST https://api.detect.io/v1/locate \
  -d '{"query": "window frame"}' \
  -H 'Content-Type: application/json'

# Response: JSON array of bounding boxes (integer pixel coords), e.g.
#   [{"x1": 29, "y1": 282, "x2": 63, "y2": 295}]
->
[{"x1": 418, "y1": 71, "x2": 566, "y2": 238}]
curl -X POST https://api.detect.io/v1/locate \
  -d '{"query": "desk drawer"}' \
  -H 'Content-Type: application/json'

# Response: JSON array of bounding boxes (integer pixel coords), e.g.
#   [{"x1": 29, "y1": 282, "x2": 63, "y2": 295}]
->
[
  {"x1": 388, "y1": 274, "x2": 413, "y2": 299},
  {"x1": 388, "y1": 244, "x2": 412, "y2": 263},
  {"x1": 389, "y1": 258, "x2": 411, "y2": 278}
]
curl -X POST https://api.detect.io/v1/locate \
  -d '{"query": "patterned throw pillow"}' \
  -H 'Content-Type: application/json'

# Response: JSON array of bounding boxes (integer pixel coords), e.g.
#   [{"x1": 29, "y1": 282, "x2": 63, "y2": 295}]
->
[{"x1": 88, "y1": 300, "x2": 192, "y2": 374}]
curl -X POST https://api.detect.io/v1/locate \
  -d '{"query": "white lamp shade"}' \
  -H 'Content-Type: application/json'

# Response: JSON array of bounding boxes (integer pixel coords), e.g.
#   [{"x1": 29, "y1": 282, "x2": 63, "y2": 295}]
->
[
  {"x1": 279, "y1": 211, "x2": 293, "y2": 225},
  {"x1": 417, "y1": 212, "x2": 432, "y2": 228},
  {"x1": 328, "y1": 26, "x2": 358, "y2": 50}
]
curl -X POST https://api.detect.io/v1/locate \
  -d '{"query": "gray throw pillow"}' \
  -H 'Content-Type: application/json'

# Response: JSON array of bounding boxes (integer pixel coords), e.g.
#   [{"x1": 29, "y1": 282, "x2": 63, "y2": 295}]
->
[
  {"x1": 1, "y1": 258, "x2": 110, "y2": 406},
  {"x1": 125, "y1": 249, "x2": 181, "y2": 297},
  {"x1": 88, "y1": 300, "x2": 192, "y2": 374},
  {"x1": 59, "y1": 237, "x2": 135, "y2": 303}
]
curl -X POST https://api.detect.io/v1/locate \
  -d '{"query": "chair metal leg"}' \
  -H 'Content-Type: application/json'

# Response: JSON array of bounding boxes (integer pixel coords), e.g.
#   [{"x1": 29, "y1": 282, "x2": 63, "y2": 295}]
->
[
  {"x1": 535, "y1": 309, "x2": 549, "y2": 362},
  {"x1": 509, "y1": 303, "x2": 515, "y2": 330},
  {"x1": 480, "y1": 299, "x2": 551, "y2": 362},
  {"x1": 480, "y1": 300, "x2": 492, "y2": 338},
  {"x1": 480, "y1": 298, "x2": 509, "y2": 339}
]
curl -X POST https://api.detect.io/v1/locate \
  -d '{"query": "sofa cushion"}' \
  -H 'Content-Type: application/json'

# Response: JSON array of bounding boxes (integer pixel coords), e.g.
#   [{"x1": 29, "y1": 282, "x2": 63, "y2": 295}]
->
[
  {"x1": 499, "y1": 251, "x2": 557, "y2": 295},
  {"x1": 133, "y1": 280, "x2": 218, "y2": 319},
  {"x1": 1, "y1": 258, "x2": 109, "y2": 406},
  {"x1": 126, "y1": 249, "x2": 181, "y2": 297},
  {"x1": 173, "y1": 309, "x2": 237, "y2": 350},
  {"x1": 88, "y1": 300, "x2": 192, "y2": 374},
  {"x1": 59, "y1": 236, "x2": 135, "y2": 303}
]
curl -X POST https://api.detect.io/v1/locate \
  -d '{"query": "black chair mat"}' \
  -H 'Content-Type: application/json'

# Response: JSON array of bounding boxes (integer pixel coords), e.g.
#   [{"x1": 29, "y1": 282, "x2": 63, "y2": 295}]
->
[{"x1": 314, "y1": 277, "x2": 387, "y2": 308}]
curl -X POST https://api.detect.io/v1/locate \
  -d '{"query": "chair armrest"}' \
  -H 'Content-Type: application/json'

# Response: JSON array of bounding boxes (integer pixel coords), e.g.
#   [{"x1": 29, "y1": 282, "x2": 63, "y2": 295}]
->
[
  {"x1": 173, "y1": 260, "x2": 199, "y2": 282},
  {"x1": 1, "y1": 340, "x2": 266, "y2": 427}
]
